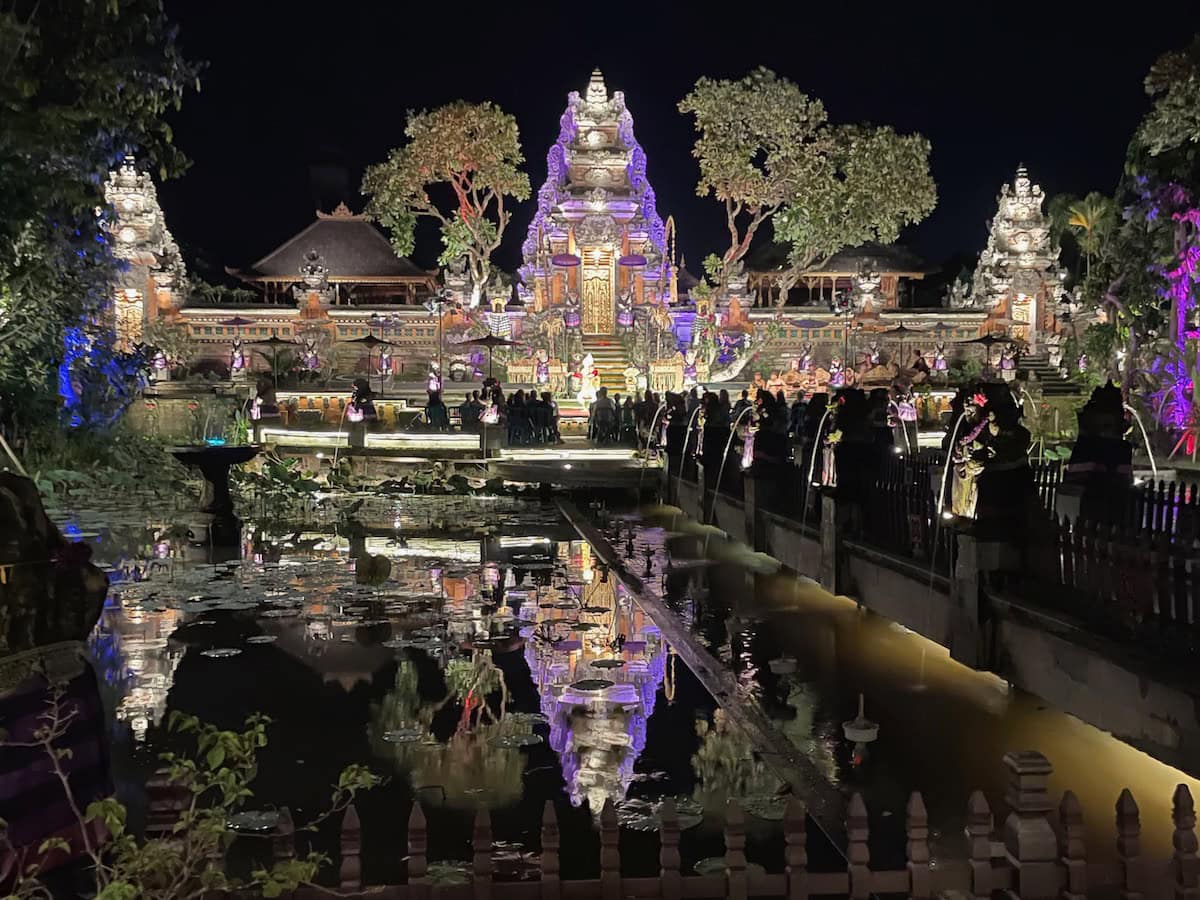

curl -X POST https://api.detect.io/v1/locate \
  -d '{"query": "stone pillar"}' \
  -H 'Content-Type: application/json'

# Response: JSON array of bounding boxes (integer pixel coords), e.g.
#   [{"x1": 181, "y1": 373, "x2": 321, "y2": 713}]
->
[
  {"x1": 819, "y1": 492, "x2": 848, "y2": 593},
  {"x1": 744, "y1": 476, "x2": 761, "y2": 552},
  {"x1": 697, "y1": 462, "x2": 710, "y2": 524},
  {"x1": 1002, "y1": 751, "x2": 1058, "y2": 900},
  {"x1": 950, "y1": 531, "x2": 981, "y2": 668}
]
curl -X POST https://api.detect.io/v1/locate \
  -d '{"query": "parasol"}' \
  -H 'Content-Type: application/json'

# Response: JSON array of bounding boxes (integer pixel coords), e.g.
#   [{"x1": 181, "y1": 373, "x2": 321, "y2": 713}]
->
[
  {"x1": 459, "y1": 334, "x2": 520, "y2": 379},
  {"x1": 959, "y1": 331, "x2": 1010, "y2": 369},
  {"x1": 340, "y1": 333, "x2": 397, "y2": 392},
  {"x1": 250, "y1": 334, "x2": 298, "y2": 387}
]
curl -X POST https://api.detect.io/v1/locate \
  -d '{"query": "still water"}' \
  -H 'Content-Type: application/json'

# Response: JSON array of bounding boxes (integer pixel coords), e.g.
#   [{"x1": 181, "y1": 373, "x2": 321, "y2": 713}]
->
[{"x1": 61, "y1": 490, "x2": 1200, "y2": 883}]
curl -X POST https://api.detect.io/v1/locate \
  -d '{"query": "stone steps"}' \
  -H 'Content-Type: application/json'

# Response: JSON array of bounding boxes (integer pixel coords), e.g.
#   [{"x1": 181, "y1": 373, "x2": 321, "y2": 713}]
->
[{"x1": 583, "y1": 335, "x2": 631, "y2": 391}]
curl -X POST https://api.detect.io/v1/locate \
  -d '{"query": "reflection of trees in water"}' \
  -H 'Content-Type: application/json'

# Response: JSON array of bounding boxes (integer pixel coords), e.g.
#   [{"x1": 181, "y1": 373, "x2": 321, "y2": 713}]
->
[
  {"x1": 368, "y1": 656, "x2": 526, "y2": 807},
  {"x1": 776, "y1": 682, "x2": 839, "y2": 783},
  {"x1": 690, "y1": 709, "x2": 781, "y2": 808}
]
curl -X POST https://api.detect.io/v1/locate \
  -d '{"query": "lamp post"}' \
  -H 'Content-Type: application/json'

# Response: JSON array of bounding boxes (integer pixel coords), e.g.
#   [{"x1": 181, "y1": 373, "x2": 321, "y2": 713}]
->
[{"x1": 425, "y1": 288, "x2": 453, "y2": 389}]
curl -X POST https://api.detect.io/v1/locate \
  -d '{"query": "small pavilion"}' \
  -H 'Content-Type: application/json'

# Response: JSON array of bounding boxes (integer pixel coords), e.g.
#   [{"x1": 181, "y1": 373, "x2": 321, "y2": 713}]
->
[
  {"x1": 226, "y1": 202, "x2": 438, "y2": 307},
  {"x1": 748, "y1": 242, "x2": 929, "y2": 309}
]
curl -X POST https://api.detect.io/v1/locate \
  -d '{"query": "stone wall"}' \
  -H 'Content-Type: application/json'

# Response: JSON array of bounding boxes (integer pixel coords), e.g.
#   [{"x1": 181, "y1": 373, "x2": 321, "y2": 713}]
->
[{"x1": 670, "y1": 469, "x2": 1200, "y2": 775}]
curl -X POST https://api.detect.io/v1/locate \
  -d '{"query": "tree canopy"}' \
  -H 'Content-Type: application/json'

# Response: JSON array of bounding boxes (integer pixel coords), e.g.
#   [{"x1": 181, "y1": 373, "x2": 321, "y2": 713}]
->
[
  {"x1": 0, "y1": 0, "x2": 199, "y2": 431},
  {"x1": 679, "y1": 67, "x2": 936, "y2": 299},
  {"x1": 362, "y1": 102, "x2": 531, "y2": 307},
  {"x1": 1138, "y1": 36, "x2": 1200, "y2": 157}
]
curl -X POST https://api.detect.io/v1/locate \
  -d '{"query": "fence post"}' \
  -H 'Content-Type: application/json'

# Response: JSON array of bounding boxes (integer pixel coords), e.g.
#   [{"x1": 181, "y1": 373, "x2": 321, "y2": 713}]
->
[
  {"x1": 907, "y1": 791, "x2": 931, "y2": 900},
  {"x1": 407, "y1": 803, "x2": 428, "y2": 900},
  {"x1": 659, "y1": 798, "x2": 682, "y2": 900},
  {"x1": 338, "y1": 803, "x2": 362, "y2": 892},
  {"x1": 1059, "y1": 790, "x2": 1086, "y2": 900},
  {"x1": 1174, "y1": 785, "x2": 1199, "y2": 900},
  {"x1": 725, "y1": 799, "x2": 748, "y2": 900},
  {"x1": 1117, "y1": 789, "x2": 1142, "y2": 900},
  {"x1": 472, "y1": 807, "x2": 493, "y2": 900},
  {"x1": 600, "y1": 798, "x2": 620, "y2": 900},
  {"x1": 1003, "y1": 750, "x2": 1058, "y2": 900},
  {"x1": 847, "y1": 792, "x2": 870, "y2": 900},
  {"x1": 949, "y1": 531, "x2": 982, "y2": 667},
  {"x1": 966, "y1": 790, "x2": 993, "y2": 900},
  {"x1": 784, "y1": 797, "x2": 807, "y2": 900},
  {"x1": 540, "y1": 801, "x2": 560, "y2": 900}
]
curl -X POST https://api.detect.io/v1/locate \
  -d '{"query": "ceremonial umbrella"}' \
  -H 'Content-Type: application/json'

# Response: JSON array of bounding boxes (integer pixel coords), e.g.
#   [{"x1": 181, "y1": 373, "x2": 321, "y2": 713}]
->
[
  {"x1": 459, "y1": 334, "x2": 520, "y2": 379},
  {"x1": 249, "y1": 334, "x2": 298, "y2": 387},
  {"x1": 959, "y1": 332, "x2": 1009, "y2": 369},
  {"x1": 877, "y1": 322, "x2": 925, "y2": 365},
  {"x1": 340, "y1": 333, "x2": 396, "y2": 393}
]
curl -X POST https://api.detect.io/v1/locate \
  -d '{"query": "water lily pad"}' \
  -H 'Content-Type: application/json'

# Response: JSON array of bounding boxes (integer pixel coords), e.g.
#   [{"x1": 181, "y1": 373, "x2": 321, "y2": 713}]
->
[
  {"x1": 694, "y1": 858, "x2": 767, "y2": 877},
  {"x1": 245, "y1": 635, "x2": 277, "y2": 644},
  {"x1": 201, "y1": 648, "x2": 242, "y2": 659},
  {"x1": 227, "y1": 810, "x2": 280, "y2": 832},
  {"x1": 570, "y1": 679, "x2": 614, "y2": 692},
  {"x1": 582, "y1": 606, "x2": 610, "y2": 614},
  {"x1": 489, "y1": 733, "x2": 543, "y2": 749},
  {"x1": 591, "y1": 658, "x2": 625, "y2": 669},
  {"x1": 381, "y1": 726, "x2": 426, "y2": 744}
]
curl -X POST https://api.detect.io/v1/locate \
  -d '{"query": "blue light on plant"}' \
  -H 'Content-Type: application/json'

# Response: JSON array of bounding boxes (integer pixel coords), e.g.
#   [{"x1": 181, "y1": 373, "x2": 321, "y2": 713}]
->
[{"x1": 205, "y1": 437, "x2": 227, "y2": 446}]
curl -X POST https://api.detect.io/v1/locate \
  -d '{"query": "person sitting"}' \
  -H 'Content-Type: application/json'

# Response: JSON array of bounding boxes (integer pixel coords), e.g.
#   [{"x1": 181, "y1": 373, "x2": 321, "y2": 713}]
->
[
  {"x1": 459, "y1": 392, "x2": 480, "y2": 431},
  {"x1": 426, "y1": 390, "x2": 450, "y2": 431},
  {"x1": 590, "y1": 387, "x2": 617, "y2": 444}
]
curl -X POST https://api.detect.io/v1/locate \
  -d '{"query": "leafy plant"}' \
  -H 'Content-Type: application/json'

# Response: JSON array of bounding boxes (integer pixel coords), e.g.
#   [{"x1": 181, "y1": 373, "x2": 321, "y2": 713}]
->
[{"x1": 2, "y1": 688, "x2": 381, "y2": 900}]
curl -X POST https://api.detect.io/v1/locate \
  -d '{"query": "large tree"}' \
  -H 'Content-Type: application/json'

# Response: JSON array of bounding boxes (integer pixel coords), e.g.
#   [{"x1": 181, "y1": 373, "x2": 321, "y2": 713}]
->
[
  {"x1": 678, "y1": 68, "x2": 936, "y2": 301},
  {"x1": 362, "y1": 102, "x2": 531, "y2": 308},
  {"x1": 0, "y1": 0, "x2": 199, "y2": 432},
  {"x1": 1075, "y1": 35, "x2": 1200, "y2": 416}
]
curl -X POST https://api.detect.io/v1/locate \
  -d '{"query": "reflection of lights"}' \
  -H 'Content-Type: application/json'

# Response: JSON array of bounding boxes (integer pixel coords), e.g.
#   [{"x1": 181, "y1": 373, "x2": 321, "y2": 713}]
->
[
  {"x1": 364, "y1": 536, "x2": 480, "y2": 563},
  {"x1": 498, "y1": 536, "x2": 551, "y2": 548},
  {"x1": 563, "y1": 463, "x2": 572, "y2": 470},
  {"x1": 364, "y1": 433, "x2": 479, "y2": 450},
  {"x1": 941, "y1": 511, "x2": 954, "y2": 521}
]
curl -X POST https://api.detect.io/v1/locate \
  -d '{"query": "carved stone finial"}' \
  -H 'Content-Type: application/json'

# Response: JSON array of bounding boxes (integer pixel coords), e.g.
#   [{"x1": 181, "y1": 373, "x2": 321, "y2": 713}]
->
[{"x1": 587, "y1": 69, "x2": 608, "y2": 105}]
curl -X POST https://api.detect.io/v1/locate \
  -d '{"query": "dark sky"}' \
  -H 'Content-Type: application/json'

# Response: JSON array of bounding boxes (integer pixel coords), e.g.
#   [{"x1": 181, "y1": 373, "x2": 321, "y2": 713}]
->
[{"x1": 158, "y1": 0, "x2": 1200, "y2": 281}]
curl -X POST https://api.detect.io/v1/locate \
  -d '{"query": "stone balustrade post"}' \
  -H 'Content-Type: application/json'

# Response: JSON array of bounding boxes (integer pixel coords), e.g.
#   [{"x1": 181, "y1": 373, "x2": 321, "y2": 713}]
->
[
  {"x1": 744, "y1": 474, "x2": 761, "y2": 551},
  {"x1": 659, "y1": 798, "x2": 682, "y2": 900},
  {"x1": 407, "y1": 803, "x2": 429, "y2": 900},
  {"x1": 540, "y1": 801, "x2": 560, "y2": 900},
  {"x1": 819, "y1": 491, "x2": 848, "y2": 593},
  {"x1": 950, "y1": 531, "x2": 982, "y2": 668},
  {"x1": 1003, "y1": 750, "x2": 1058, "y2": 900}
]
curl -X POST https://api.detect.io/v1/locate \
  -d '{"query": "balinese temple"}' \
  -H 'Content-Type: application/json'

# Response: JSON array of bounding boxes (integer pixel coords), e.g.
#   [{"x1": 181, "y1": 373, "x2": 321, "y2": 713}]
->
[
  {"x1": 177, "y1": 203, "x2": 442, "y2": 382},
  {"x1": 951, "y1": 165, "x2": 1068, "y2": 350},
  {"x1": 225, "y1": 202, "x2": 438, "y2": 306},
  {"x1": 103, "y1": 157, "x2": 187, "y2": 351},
  {"x1": 747, "y1": 242, "x2": 929, "y2": 309}
]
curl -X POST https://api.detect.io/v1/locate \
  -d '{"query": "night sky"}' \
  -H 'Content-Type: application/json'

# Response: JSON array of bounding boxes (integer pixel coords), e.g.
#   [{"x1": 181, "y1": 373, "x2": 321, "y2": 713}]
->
[{"x1": 158, "y1": 1, "x2": 1200, "y2": 283}]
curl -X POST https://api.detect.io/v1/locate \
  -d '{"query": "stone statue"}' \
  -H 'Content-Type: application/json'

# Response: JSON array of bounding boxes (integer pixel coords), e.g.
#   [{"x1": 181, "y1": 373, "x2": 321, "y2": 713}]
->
[
  {"x1": 577, "y1": 353, "x2": 599, "y2": 402},
  {"x1": 378, "y1": 346, "x2": 394, "y2": 377},
  {"x1": 828, "y1": 357, "x2": 846, "y2": 388},
  {"x1": 1059, "y1": 380, "x2": 1133, "y2": 523},
  {"x1": 1046, "y1": 333, "x2": 1063, "y2": 370},
  {"x1": 932, "y1": 341, "x2": 949, "y2": 375},
  {"x1": 426, "y1": 360, "x2": 441, "y2": 394},
  {"x1": 999, "y1": 343, "x2": 1017, "y2": 381},
  {"x1": 682, "y1": 348, "x2": 699, "y2": 389},
  {"x1": 302, "y1": 336, "x2": 320, "y2": 372},
  {"x1": 797, "y1": 343, "x2": 815, "y2": 372},
  {"x1": 535, "y1": 348, "x2": 551, "y2": 385},
  {"x1": 862, "y1": 340, "x2": 881, "y2": 369},
  {"x1": 229, "y1": 337, "x2": 246, "y2": 376}
]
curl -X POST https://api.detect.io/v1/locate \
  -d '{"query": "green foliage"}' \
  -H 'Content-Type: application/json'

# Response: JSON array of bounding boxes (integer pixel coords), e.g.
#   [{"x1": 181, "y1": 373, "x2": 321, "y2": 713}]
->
[
  {"x1": 1138, "y1": 36, "x2": 1200, "y2": 157},
  {"x1": 362, "y1": 101, "x2": 531, "y2": 299},
  {"x1": 232, "y1": 452, "x2": 321, "y2": 507},
  {"x1": 773, "y1": 123, "x2": 937, "y2": 276},
  {"x1": 679, "y1": 68, "x2": 935, "y2": 297},
  {"x1": 4, "y1": 695, "x2": 382, "y2": 900},
  {"x1": 141, "y1": 319, "x2": 200, "y2": 373},
  {"x1": 21, "y1": 420, "x2": 193, "y2": 504},
  {"x1": 0, "y1": 1, "x2": 200, "y2": 430},
  {"x1": 1047, "y1": 192, "x2": 1118, "y2": 278}
]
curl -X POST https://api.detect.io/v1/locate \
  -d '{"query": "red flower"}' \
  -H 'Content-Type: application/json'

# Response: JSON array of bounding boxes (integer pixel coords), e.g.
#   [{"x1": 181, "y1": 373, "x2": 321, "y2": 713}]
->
[{"x1": 971, "y1": 392, "x2": 987, "y2": 408}]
